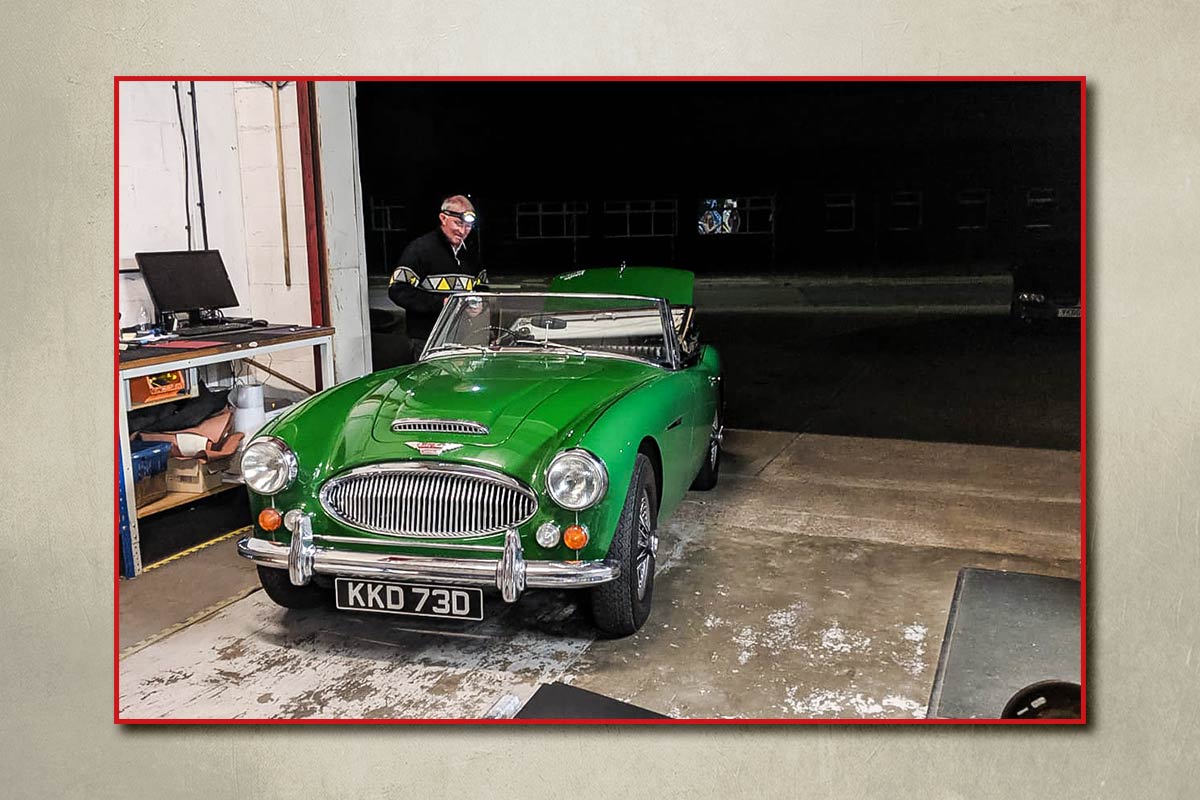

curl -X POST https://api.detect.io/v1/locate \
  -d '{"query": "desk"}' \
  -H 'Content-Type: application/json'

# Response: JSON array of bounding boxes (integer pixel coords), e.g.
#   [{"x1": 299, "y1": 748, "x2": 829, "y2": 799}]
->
[{"x1": 118, "y1": 325, "x2": 334, "y2": 577}]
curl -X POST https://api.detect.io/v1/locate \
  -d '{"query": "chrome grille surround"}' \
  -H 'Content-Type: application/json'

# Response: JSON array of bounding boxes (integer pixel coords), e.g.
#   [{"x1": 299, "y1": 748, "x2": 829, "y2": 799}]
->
[
  {"x1": 319, "y1": 462, "x2": 537, "y2": 539},
  {"x1": 390, "y1": 418, "x2": 489, "y2": 435}
]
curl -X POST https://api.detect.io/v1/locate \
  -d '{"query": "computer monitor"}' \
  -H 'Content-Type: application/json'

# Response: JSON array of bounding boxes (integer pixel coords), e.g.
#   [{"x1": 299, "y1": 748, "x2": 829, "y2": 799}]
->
[{"x1": 135, "y1": 250, "x2": 240, "y2": 324}]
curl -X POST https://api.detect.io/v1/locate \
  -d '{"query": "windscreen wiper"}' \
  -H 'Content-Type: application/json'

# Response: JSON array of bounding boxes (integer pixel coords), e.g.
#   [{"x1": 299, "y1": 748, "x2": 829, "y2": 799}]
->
[
  {"x1": 424, "y1": 343, "x2": 489, "y2": 356},
  {"x1": 512, "y1": 338, "x2": 588, "y2": 357}
]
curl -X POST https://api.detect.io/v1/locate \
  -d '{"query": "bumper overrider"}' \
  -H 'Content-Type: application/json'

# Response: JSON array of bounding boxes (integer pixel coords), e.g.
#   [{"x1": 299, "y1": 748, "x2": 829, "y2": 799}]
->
[{"x1": 237, "y1": 515, "x2": 620, "y2": 603}]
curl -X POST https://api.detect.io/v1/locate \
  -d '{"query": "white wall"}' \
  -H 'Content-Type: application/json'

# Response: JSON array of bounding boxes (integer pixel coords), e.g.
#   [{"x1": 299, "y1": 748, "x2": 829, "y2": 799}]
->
[
  {"x1": 118, "y1": 81, "x2": 250, "y2": 319},
  {"x1": 314, "y1": 81, "x2": 373, "y2": 380},
  {"x1": 233, "y1": 82, "x2": 312, "y2": 336},
  {"x1": 118, "y1": 80, "x2": 317, "y2": 389},
  {"x1": 232, "y1": 81, "x2": 315, "y2": 388}
]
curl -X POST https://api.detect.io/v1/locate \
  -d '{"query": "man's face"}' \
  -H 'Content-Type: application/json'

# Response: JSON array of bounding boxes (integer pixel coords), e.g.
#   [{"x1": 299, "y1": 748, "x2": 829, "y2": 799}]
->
[{"x1": 439, "y1": 207, "x2": 475, "y2": 247}]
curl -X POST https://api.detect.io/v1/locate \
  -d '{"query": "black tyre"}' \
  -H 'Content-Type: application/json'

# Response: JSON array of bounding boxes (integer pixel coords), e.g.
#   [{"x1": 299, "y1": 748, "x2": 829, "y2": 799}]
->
[
  {"x1": 690, "y1": 405, "x2": 722, "y2": 491},
  {"x1": 591, "y1": 453, "x2": 658, "y2": 636},
  {"x1": 1001, "y1": 681, "x2": 1081, "y2": 719},
  {"x1": 257, "y1": 565, "x2": 327, "y2": 609}
]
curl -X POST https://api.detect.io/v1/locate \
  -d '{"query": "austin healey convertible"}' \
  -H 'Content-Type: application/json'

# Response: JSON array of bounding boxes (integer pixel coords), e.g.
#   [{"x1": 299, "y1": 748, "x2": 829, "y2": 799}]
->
[{"x1": 237, "y1": 267, "x2": 723, "y2": 635}]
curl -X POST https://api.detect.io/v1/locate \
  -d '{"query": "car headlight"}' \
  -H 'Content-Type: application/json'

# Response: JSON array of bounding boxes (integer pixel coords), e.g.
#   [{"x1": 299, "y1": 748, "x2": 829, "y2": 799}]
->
[
  {"x1": 241, "y1": 436, "x2": 298, "y2": 495},
  {"x1": 546, "y1": 449, "x2": 608, "y2": 510}
]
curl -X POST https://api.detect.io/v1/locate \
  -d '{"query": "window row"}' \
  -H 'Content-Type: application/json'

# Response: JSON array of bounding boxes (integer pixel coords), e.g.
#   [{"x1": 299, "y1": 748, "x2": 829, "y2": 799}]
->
[
  {"x1": 515, "y1": 197, "x2": 776, "y2": 240},
  {"x1": 371, "y1": 189, "x2": 1067, "y2": 237},
  {"x1": 824, "y1": 188, "x2": 1064, "y2": 233}
]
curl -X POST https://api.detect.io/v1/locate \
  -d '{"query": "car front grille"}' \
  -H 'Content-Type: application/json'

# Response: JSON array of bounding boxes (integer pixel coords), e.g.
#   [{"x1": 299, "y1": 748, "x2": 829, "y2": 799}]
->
[
  {"x1": 390, "y1": 419, "x2": 489, "y2": 435},
  {"x1": 319, "y1": 462, "x2": 537, "y2": 538}
]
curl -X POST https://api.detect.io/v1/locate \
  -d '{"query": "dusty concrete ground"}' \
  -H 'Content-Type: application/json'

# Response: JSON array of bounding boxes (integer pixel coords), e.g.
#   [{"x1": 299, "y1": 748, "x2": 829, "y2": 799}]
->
[
  {"x1": 118, "y1": 429, "x2": 1080, "y2": 720},
  {"x1": 119, "y1": 534, "x2": 258, "y2": 652}
]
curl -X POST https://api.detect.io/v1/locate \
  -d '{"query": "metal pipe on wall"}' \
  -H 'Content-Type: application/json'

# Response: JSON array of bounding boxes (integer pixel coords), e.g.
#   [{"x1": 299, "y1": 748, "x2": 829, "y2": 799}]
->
[
  {"x1": 188, "y1": 81, "x2": 209, "y2": 249},
  {"x1": 271, "y1": 81, "x2": 292, "y2": 287},
  {"x1": 171, "y1": 81, "x2": 193, "y2": 249}
]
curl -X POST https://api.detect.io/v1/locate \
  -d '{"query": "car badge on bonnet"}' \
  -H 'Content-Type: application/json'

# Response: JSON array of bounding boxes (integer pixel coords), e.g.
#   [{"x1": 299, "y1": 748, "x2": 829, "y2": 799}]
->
[{"x1": 405, "y1": 442, "x2": 464, "y2": 456}]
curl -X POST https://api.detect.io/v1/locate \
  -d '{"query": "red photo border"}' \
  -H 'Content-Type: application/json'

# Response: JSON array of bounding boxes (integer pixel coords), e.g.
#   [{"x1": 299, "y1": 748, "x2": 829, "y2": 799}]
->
[{"x1": 114, "y1": 73, "x2": 1089, "y2": 724}]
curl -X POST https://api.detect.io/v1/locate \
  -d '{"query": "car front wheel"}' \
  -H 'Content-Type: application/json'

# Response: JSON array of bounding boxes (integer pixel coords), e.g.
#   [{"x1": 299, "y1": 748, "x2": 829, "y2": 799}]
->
[
  {"x1": 690, "y1": 407, "x2": 722, "y2": 491},
  {"x1": 591, "y1": 453, "x2": 658, "y2": 636}
]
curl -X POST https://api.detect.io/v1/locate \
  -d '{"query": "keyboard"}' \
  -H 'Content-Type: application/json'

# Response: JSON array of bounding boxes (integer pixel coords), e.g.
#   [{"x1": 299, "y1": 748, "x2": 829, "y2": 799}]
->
[{"x1": 173, "y1": 322, "x2": 255, "y2": 338}]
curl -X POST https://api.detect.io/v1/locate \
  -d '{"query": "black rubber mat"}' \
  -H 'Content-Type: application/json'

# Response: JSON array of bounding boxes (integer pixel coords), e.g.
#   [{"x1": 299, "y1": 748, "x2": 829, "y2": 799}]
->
[
  {"x1": 515, "y1": 682, "x2": 668, "y2": 720},
  {"x1": 927, "y1": 567, "x2": 1081, "y2": 719}
]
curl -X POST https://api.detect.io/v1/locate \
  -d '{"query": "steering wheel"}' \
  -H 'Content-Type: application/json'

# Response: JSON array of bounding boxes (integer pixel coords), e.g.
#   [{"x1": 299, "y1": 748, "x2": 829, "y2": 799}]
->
[{"x1": 486, "y1": 326, "x2": 521, "y2": 346}]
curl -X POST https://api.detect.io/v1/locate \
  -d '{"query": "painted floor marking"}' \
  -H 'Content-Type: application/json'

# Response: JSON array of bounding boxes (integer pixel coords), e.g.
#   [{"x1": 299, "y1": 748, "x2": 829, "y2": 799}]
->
[
  {"x1": 141, "y1": 527, "x2": 249, "y2": 573},
  {"x1": 120, "y1": 585, "x2": 261, "y2": 660}
]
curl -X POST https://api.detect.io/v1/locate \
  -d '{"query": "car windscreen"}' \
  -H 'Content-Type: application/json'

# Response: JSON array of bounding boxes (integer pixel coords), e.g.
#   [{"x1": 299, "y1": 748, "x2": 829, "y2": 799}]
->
[{"x1": 427, "y1": 293, "x2": 672, "y2": 365}]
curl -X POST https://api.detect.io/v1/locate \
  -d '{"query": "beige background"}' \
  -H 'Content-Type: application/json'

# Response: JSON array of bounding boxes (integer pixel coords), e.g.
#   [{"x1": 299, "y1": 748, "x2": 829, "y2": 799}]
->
[{"x1": 2, "y1": 1, "x2": 1195, "y2": 796}]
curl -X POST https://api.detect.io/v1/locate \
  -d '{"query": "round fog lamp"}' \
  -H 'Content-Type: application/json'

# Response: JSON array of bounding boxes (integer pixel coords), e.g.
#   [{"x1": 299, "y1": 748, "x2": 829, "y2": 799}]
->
[
  {"x1": 563, "y1": 524, "x2": 589, "y2": 551},
  {"x1": 536, "y1": 522, "x2": 561, "y2": 548},
  {"x1": 283, "y1": 509, "x2": 306, "y2": 532},
  {"x1": 258, "y1": 507, "x2": 283, "y2": 532}
]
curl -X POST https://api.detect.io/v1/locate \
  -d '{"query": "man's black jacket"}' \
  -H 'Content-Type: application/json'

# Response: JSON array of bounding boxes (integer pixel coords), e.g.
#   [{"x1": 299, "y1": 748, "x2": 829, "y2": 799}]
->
[{"x1": 387, "y1": 228, "x2": 480, "y2": 340}]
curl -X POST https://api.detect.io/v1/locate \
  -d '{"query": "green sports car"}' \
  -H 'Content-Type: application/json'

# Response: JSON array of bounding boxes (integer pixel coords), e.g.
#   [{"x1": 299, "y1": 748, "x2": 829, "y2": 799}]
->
[{"x1": 237, "y1": 267, "x2": 723, "y2": 636}]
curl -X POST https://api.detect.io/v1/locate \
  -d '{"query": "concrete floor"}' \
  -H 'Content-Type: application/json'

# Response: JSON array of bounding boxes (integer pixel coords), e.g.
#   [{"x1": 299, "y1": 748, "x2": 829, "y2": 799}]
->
[
  {"x1": 118, "y1": 429, "x2": 1080, "y2": 720},
  {"x1": 119, "y1": 534, "x2": 258, "y2": 655}
]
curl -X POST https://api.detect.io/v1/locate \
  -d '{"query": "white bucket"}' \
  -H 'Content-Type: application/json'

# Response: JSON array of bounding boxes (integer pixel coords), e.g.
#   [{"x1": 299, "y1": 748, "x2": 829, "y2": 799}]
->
[{"x1": 231, "y1": 383, "x2": 267, "y2": 437}]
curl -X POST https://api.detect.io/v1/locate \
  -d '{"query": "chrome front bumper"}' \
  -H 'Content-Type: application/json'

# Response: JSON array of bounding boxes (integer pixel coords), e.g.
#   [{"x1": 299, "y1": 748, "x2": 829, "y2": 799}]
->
[{"x1": 237, "y1": 516, "x2": 619, "y2": 603}]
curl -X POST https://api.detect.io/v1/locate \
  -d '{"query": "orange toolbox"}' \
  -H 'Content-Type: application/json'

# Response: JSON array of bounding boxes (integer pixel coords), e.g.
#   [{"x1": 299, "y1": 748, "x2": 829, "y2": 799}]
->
[{"x1": 128, "y1": 369, "x2": 194, "y2": 407}]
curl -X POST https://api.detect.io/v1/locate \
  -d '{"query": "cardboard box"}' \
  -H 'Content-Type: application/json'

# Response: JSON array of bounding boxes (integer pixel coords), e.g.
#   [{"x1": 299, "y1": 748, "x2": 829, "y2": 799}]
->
[{"x1": 165, "y1": 455, "x2": 234, "y2": 494}]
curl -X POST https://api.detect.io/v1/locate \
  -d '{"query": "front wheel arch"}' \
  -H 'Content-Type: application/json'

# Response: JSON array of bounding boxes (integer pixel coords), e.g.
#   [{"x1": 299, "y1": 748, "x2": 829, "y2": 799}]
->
[
  {"x1": 590, "y1": 452, "x2": 658, "y2": 636},
  {"x1": 638, "y1": 436, "x2": 663, "y2": 508}
]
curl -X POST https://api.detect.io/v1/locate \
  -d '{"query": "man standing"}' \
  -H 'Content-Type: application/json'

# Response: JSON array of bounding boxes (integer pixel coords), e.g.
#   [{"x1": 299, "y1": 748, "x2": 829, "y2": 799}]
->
[{"x1": 388, "y1": 194, "x2": 482, "y2": 359}]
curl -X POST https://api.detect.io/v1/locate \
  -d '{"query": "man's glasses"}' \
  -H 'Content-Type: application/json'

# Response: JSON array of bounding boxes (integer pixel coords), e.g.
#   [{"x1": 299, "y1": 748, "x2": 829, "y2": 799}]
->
[{"x1": 441, "y1": 209, "x2": 477, "y2": 226}]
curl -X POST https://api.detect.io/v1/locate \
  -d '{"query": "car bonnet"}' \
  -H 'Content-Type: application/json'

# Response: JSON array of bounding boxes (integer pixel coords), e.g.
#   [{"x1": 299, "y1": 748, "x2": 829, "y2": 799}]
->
[{"x1": 368, "y1": 353, "x2": 661, "y2": 449}]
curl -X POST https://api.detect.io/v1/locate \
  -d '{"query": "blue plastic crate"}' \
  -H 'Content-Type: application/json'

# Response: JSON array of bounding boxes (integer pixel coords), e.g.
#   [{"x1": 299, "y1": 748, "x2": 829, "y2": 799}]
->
[{"x1": 130, "y1": 439, "x2": 172, "y2": 481}]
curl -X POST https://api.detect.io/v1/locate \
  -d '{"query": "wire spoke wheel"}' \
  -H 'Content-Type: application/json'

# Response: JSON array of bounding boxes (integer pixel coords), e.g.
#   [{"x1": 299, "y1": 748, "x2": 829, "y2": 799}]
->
[
  {"x1": 591, "y1": 453, "x2": 657, "y2": 636},
  {"x1": 690, "y1": 403, "x2": 723, "y2": 491},
  {"x1": 635, "y1": 491, "x2": 655, "y2": 600},
  {"x1": 708, "y1": 411, "x2": 720, "y2": 468}
]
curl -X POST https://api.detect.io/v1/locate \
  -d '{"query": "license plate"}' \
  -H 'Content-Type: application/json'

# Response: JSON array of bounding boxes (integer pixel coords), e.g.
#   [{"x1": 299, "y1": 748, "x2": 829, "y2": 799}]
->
[
  {"x1": 334, "y1": 578, "x2": 483, "y2": 621},
  {"x1": 1057, "y1": 307, "x2": 1081, "y2": 318}
]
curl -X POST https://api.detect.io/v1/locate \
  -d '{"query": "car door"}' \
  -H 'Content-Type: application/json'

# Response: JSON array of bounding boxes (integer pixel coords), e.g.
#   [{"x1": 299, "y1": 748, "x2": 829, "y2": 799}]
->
[{"x1": 671, "y1": 306, "x2": 719, "y2": 483}]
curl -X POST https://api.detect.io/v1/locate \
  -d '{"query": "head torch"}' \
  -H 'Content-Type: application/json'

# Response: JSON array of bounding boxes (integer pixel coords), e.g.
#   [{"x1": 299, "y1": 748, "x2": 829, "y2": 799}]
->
[{"x1": 442, "y1": 208, "x2": 477, "y2": 226}]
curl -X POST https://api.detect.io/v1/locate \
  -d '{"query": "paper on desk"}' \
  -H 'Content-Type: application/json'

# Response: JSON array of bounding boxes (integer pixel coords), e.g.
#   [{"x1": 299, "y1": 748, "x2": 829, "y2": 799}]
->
[{"x1": 144, "y1": 339, "x2": 225, "y2": 349}]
